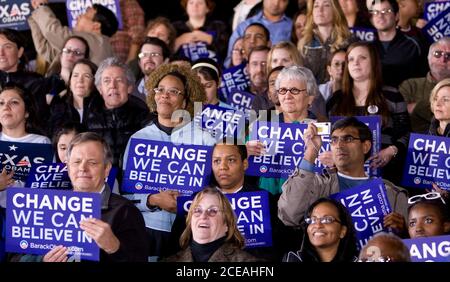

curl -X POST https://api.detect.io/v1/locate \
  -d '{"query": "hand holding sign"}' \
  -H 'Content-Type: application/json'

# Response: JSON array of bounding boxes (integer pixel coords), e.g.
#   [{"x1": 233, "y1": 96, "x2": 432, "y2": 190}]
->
[
  {"x1": 303, "y1": 123, "x2": 322, "y2": 163},
  {"x1": 148, "y1": 190, "x2": 179, "y2": 213},
  {"x1": 246, "y1": 140, "x2": 266, "y2": 156},
  {"x1": 0, "y1": 168, "x2": 14, "y2": 191},
  {"x1": 383, "y1": 212, "x2": 406, "y2": 236},
  {"x1": 368, "y1": 147, "x2": 395, "y2": 168},
  {"x1": 80, "y1": 218, "x2": 120, "y2": 255},
  {"x1": 43, "y1": 245, "x2": 68, "y2": 262}
]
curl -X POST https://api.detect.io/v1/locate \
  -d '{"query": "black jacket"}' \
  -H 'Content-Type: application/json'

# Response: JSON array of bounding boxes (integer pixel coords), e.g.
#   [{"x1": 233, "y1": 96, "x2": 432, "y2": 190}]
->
[
  {"x1": 99, "y1": 186, "x2": 149, "y2": 262},
  {"x1": 84, "y1": 95, "x2": 153, "y2": 167}
]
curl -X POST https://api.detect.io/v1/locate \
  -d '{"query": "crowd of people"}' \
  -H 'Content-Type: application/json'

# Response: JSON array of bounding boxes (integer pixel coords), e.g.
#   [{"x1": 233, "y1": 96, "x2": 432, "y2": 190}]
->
[{"x1": 0, "y1": 0, "x2": 449, "y2": 263}]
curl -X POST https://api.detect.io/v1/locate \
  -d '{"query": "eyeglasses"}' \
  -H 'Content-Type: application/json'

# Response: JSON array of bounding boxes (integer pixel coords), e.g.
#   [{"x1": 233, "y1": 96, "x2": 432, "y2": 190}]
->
[
  {"x1": 408, "y1": 192, "x2": 446, "y2": 205},
  {"x1": 358, "y1": 256, "x2": 392, "y2": 262},
  {"x1": 232, "y1": 48, "x2": 245, "y2": 55},
  {"x1": 62, "y1": 48, "x2": 85, "y2": 57},
  {"x1": 370, "y1": 9, "x2": 393, "y2": 16},
  {"x1": 305, "y1": 215, "x2": 341, "y2": 225},
  {"x1": 277, "y1": 87, "x2": 307, "y2": 95},
  {"x1": 330, "y1": 135, "x2": 361, "y2": 145},
  {"x1": 432, "y1": 50, "x2": 450, "y2": 61},
  {"x1": 153, "y1": 87, "x2": 183, "y2": 97},
  {"x1": 138, "y1": 52, "x2": 162, "y2": 59},
  {"x1": 192, "y1": 206, "x2": 222, "y2": 217}
]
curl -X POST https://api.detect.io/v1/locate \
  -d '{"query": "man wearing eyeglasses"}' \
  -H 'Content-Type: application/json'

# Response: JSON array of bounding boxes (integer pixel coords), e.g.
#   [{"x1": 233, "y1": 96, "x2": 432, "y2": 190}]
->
[
  {"x1": 278, "y1": 117, "x2": 409, "y2": 234},
  {"x1": 134, "y1": 37, "x2": 170, "y2": 102},
  {"x1": 369, "y1": 0, "x2": 424, "y2": 89},
  {"x1": 28, "y1": 1, "x2": 117, "y2": 66},
  {"x1": 399, "y1": 37, "x2": 450, "y2": 133}
]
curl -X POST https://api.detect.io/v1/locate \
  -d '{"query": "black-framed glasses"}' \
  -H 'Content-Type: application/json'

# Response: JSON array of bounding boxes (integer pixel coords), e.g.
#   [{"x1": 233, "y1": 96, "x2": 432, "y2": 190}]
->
[
  {"x1": 62, "y1": 48, "x2": 85, "y2": 57},
  {"x1": 153, "y1": 87, "x2": 183, "y2": 97},
  {"x1": 138, "y1": 52, "x2": 162, "y2": 59},
  {"x1": 330, "y1": 135, "x2": 361, "y2": 145},
  {"x1": 305, "y1": 215, "x2": 341, "y2": 225},
  {"x1": 432, "y1": 50, "x2": 450, "y2": 61},
  {"x1": 370, "y1": 8, "x2": 393, "y2": 16},
  {"x1": 192, "y1": 206, "x2": 222, "y2": 217},
  {"x1": 277, "y1": 87, "x2": 307, "y2": 95},
  {"x1": 408, "y1": 192, "x2": 446, "y2": 205}
]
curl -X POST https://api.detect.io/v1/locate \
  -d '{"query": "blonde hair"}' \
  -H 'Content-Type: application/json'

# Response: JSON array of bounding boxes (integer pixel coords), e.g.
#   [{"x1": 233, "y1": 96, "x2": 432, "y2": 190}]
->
[
  {"x1": 267, "y1": 41, "x2": 303, "y2": 73},
  {"x1": 298, "y1": 0, "x2": 351, "y2": 56},
  {"x1": 430, "y1": 78, "x2": 450, "y2": 113},
  {"x1": 179, "y1": 187, "x2": 245, "y2": 249}
]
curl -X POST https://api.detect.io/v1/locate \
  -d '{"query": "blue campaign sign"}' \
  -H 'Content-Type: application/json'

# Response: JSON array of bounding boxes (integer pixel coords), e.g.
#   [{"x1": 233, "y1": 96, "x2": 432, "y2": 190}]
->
[
  {"x1": 330, "y1": 178, "x2": 392, "y2": 249},
  {"x1": 5, "y1": 188, "x2": 101, "y2": 261},
  {"x1": 423, "y1": 5, "x2": 450, "y2": 43},
  {"x1": 350, "y1": 27, "x2": 376, "y2": 42},
  {"x1": 219, "y1": 63, "x2": 250, "y2": 101},
  {"x1": 402, "y1": 133, "x2": 450, "y2": 190},
  {"x1": 25, "y1": 163, "x2": 118, "y2": 190},
  {"x1": 0, "y1": 141, "x2": 53, "y2": 182},
  {"x1": 330, "y1": 115, "x2": 381, "y2": 177},
  {"x1": 122, "y1": 139, "x2": 213, "y2": 196},
  {"x1": 0, "y1": 0, "x2": 31, "y2": 30},
  {"x1": 180, "y1": 41, "x2": 217, "y2": 62},
  {"x1": 246, "y1": 121, "x2": 331, "y2": 178},
  {"x1": 403, "y1": 235, "x2": 450, "y2": 262},
  {"x1": 66, "y1": 0, "x2": 123, "y2": 30},
  {"x1": 424, "y1": 0, "x2": 450, "y2": 21},
  {"x1": 226, "y1": 91, "x2": 254, "y2": 119},
  {"x1": 177, "y1": 191, "x2": 273, "y2": 248},
  {"x1": 193, "y1": 104, "x2": 246, "y2": 140}
]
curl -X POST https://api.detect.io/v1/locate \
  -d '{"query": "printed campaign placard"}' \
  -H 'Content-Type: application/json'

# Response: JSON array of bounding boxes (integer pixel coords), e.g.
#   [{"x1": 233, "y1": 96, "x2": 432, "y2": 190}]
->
[
  {"x1": 177, "y1": 191, "x2": 272, "y2": 248},
  {"x1": 423, "y1": 5, "x2": 450, "y2": 43},
  {"x1": 350, "y1": 27, "x2": 376, "y2": 42},
  {"x1": 330, "y1": 115, "x2": 381, "y2": 177},
  {"x1": 219, "y1": 63, "x2": 250, "y2": 102},
  {"x1": 402, "y1": 133, "x2": 450, "y2": 190},
  {"x1": 66, "y1": 0, "x2": 123, "y2": 29},
  {"x1": 122, "y1": 139, "x2": 213, "y2": 196},
  {"x1": 246, "y1": 121, "x2": 330, "y2": 178},
  {"x1": 403, "y1": 235, "x2": 450, "y2": 262},
  {"x1": 193, "y1": 104, "x2": 246, "y2": 140},
  {"x1": 25, "y1": 163, "x2": 118, "y2": 190},
  {"x1": 180, "y1": 41, "x2": 217, "y2": 62},
  {"x1": 227, "y1": 91, "x2": 254, "y2": 119},
  {"x1": 424, "y1": 0, "x2": 450, "y2": 21},
  {"x1": 6, "y1": 188, "x2": 101, "y2": 261},
  {"x1": 0, "y1": 141, "x2": 53, "y2": 182},
  {"x1": 0, "y1": 0, "x2": 31, "y2": 30},
  {"x1": 330, "y1": 178, "x2": 392, "y2": 249}
]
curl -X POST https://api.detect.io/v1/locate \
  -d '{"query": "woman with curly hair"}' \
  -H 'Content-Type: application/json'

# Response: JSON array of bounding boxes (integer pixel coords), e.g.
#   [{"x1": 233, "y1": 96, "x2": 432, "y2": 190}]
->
[
  {"x1": 123, "y1": 63, "x2": 216, "y2": 261},
  {"x1": 298, "y1": 0, "x2": 353, "y2": 84}
]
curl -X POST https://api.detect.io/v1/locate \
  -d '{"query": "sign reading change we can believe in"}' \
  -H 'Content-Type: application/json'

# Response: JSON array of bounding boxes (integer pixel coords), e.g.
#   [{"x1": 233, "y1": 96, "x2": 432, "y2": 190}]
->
[
  {"x1": 177, "y1": 191, "x2": 272, "y2": 248},
  {"x1": 66, "y1": 0, "x2": 123, "y2": 29},
  {"x1": 6, "y1": 188, "x2": 101, "y2": 261},
  {"x1": 330, "y1": 179, "x2": 392, "y2": 249},
  {"x1": 246, "y1": 122, "x2": 330, "y2": 178},
  {"x1": 122, "y1": 139, "x2": 213, "y2": 196},
  {"x1": 402, "y1": 133, "x2": 450, "y2": 190}
]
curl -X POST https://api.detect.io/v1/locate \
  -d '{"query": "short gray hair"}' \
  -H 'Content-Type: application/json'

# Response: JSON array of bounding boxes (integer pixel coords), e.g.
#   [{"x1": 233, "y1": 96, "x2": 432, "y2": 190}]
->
[
  {"x1": 94, "y1": 57, "x2": 135, "y2": 89},
  {"x1": 66, "y1": 132, "x2": 113, "y2": 166},
  {"x1": 275, "y1": 65, "x2": 318, "y2": 97},
  {"x1": 428, "y1": 37, "x2": 450, "y2": 61}
]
